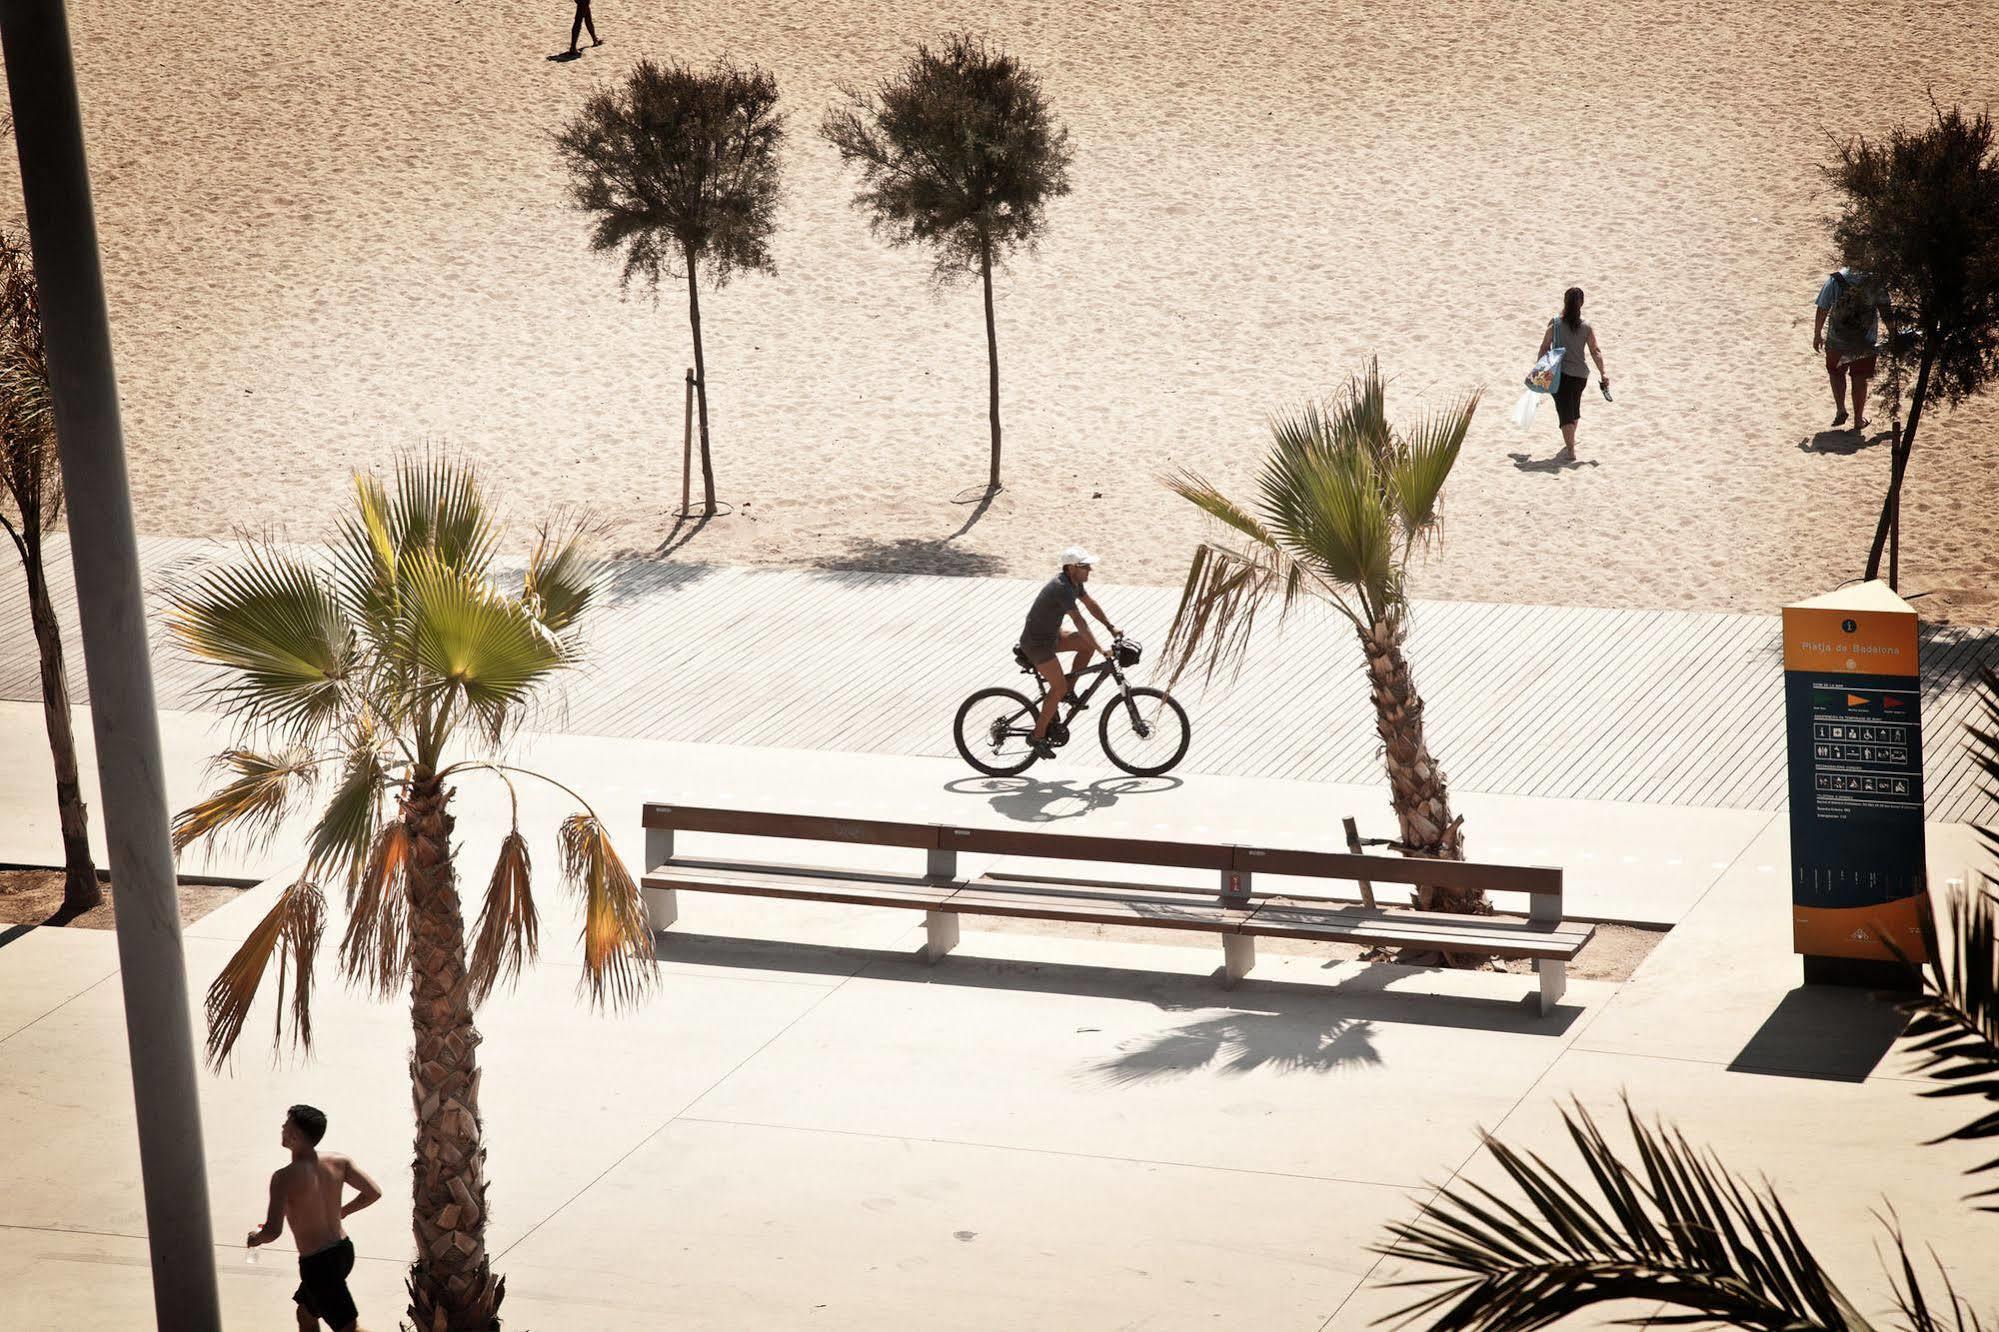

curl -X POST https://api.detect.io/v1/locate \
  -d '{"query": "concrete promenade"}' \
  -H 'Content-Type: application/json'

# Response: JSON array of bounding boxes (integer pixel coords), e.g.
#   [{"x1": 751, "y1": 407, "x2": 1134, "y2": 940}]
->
[
  {"x1": 5, "y1": 536, "x2": 1999, "y2": 820},
  {"x1": 2, "y1": 690, "x2": 1997, "y2": 1328}
]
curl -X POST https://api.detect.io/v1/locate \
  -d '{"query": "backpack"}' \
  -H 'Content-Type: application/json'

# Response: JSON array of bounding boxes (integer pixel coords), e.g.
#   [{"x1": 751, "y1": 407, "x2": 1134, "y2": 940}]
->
[{"x1": 1825, "y1": 272, "x2": 1876, "y2": 349}]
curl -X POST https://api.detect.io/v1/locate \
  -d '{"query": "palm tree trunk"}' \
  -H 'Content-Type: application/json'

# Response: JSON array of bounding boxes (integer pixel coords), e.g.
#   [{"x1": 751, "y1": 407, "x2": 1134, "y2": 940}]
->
[
  {"x1": 401, "y1": 775, "x2": 504, "y2": 1332},
  {"x1": 684, "y1": 252, "x2": 717, "y2": 515},
  {"x1": 22, "y1": 533, "x2": 98, "y2": 914},
  {"x1": 1359, "y1": 616, "x2": 1484, "y2": 920},
  {"x1": 979, "y1": 231, "x2": 1002, "y2": 493},
  {"x1": 1865, "y1": 341, "x2": 1934, "y2": 586}
]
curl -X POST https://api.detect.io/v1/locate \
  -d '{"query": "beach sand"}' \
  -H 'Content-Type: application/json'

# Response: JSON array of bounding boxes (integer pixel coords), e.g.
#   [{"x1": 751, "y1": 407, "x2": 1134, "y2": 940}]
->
[{"x1": 32, "y1": 0, "x2": 1999, "y2": 619}]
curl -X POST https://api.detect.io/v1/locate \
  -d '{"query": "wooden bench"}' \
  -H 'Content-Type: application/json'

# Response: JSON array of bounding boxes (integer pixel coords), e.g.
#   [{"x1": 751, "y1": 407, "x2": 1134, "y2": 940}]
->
[{"x1": 640, "y1": 804, "x2": 1592, "y2": 1014}]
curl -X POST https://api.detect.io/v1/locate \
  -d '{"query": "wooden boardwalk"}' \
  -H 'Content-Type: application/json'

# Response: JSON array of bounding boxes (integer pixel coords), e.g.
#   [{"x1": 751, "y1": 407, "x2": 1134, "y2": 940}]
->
[{"x1": 3, "y1": 535, "x2": 1995, "y2": 820}]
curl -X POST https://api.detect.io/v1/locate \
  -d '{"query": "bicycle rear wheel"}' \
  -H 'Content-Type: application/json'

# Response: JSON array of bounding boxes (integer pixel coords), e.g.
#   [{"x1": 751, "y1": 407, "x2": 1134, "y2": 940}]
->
[
  {"x1": 954, "y1": 687, "x2": 1042, "y2": 776},
  {"x1": 1099, "y1": 686, "x2": 1191, "y2": 776}
]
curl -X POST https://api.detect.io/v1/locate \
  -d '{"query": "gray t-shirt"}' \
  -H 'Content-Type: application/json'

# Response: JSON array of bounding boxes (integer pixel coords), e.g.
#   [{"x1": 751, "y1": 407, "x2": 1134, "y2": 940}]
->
[
  {"x1": 1021, "y1": 572, "x2": 1081, "y2": 645},
  {"x1": 1817, "y1": 270, "x2": 1883, "y2": 354},
  {"x1": 1548, "y1": 317, "x2": 1592, "y2": 379}
]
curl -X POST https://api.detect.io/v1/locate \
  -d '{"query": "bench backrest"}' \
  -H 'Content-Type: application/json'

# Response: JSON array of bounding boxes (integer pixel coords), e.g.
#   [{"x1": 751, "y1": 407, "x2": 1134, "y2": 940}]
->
[{"x1": 641, "y1": 803, "x2": 1562, "y2": 911}]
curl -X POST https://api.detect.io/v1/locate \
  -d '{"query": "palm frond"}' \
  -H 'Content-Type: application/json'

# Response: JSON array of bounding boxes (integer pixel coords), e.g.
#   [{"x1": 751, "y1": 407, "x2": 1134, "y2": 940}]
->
[
  {"x1": 339, "y1": 820, "x2": 412, "y2": 998},
  {"x1": 389, "y1": 454, "x2": 498, "y2": 579},
  {"x1": 171, "y1": 745, "x2": 324, "y2": 856},
  {"x1": 558, "y1": 813, "x2": 657, "y2": 1008},
  {"x1": 1329, "y1": 355, "x2": 1394, "y2": 468},
  {"x1": 404, "y1": 550, "x2": 576, "y2": 746},
  {"x1": 1376, "y1": 1099, "x2": 1870, "y2": 1332},
  {"x1": 523, "y1": 516, "x2": 601, "y2": 634},
  {"x1": 468, "y1": 830, "x2": 538, "y2": 1005},
  {"x1": 1393, "y1": 388, "x2": 1480, "y2": 541},
  {"x1": 167, "y1": 545, "x2": 356, "y2": 740},
  {"x1": 1899, "y1": 879, "x2": 1999, "y2": 1208},
  {"x1": 330, "y1": 469, "x2": 401, "y2": 642},
  {"x1": 1259, "y1": 427, "x2": 1395, "y2": 610},
  {"x1": 1161, "y1": 533, "x2": 1303, "y2": 687},
  {"x1": 302, "y1": 744, "x2": 390, "y2": 893},
  {"x1": 203, "y1": 877, "x2": 325, "y2": 1067}
]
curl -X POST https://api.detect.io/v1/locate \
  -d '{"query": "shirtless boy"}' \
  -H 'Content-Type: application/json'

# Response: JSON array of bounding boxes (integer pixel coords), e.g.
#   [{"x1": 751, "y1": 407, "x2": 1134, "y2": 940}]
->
[{"x1": 247, "y1": 1104, "x2": 381, "y2": 1332}]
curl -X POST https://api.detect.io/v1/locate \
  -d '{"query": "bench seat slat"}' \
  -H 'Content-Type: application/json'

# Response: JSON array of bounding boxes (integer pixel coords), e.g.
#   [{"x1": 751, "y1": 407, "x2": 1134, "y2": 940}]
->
[
  {"x1": 942, "y1": 886, "x2": 1256, "y2": 932},
  {"x1": 643, "y1": 863, "x2": 956, "y2": 911},
  {"x1": 644, "y1": 804, "x2": 939, "y2": 850},
  {"x1": 943, "y1": 826, "x2": 1234, "y2": 871},
  {"x1": 1254, "y1": 898, "x2": 1594, "y2": 940},
  {"x1": 1244, "y1": 905, "x2": 1592, "y2": 959}
]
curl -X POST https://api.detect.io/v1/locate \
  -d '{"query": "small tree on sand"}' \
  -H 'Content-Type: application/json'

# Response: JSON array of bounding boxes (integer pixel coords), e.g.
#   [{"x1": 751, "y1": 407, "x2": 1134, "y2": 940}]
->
[
  {"x1": 822, "y1": 34, "x2": 1073, "y2": 495},
  {"x1": 1826, "y1": 103, "x2": 1999, "y2": 588},
  {"x1": 0, "y1": 227, "x2": 99, "y2": 916},
  {"x1": 171, "y1": 458, "x2": 656, "y2": 1331},
  {"x1": 1164, "y1": 361, "x2": 1487, "y2": 925},
  {"x1": 556, "y1": 59, "x2": 784, "y2": 518}
]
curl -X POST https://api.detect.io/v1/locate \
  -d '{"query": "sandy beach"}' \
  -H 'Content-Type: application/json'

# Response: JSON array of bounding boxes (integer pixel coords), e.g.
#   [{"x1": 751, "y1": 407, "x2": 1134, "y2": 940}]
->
[{"x1": 30, "y1": 0, "x2": 1999, "y2": 620}]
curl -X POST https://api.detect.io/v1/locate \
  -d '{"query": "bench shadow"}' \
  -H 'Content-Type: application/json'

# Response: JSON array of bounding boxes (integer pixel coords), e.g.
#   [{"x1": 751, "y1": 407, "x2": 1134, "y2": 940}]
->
[
  {"x1": 943, "y1": 774, "x2": 1184, "y2": 823},
  {"x1": 652, "y1": 929, "x2": 1584, "y2": 1042},
  {"x1": 1725, "y1": 984, "x2": 1908, "y2": 1082}
]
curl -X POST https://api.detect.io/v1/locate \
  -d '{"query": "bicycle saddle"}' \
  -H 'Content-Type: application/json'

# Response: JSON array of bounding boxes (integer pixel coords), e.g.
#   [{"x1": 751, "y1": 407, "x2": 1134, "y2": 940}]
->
[{"x1": 1012, "y1": 645, "x2": 1033, "y2": 672}]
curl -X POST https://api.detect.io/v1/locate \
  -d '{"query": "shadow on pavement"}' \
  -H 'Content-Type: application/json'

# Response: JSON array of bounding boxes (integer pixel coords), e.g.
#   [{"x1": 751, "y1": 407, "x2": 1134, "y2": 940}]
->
[
  {"x1": 1726, "y1": 984, "x2": 1908, "y2": 1081},
  {"x1": 943, "y1": 774, "x2": 1183, "y2": 822},
  {"x1": 652, "y1": 929, "x2": 1586, "y2": 1040}
]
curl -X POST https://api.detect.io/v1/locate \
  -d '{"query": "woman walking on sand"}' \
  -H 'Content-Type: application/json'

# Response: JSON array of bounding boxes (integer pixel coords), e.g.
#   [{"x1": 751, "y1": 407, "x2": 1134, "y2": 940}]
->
[
  {"x1": 1536, "y1": 287, "x2": 1609, "y2": 459},
  {"x1": 568, "y1": 0, "x2": 602, "y2": 56}
]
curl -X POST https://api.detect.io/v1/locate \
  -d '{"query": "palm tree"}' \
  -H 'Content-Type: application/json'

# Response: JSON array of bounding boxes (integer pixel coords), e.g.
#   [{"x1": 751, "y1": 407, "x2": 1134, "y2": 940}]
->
[
  {"x1": 1164, "y1": 359, "x2": 1485, "y2": 915},
  {"x1": 1374, "y1": 667, "x2": 1999, "y2": 1330},
  {"x1": 0, "y1": 226, "x2": 99, "y2": 917},
  {"x1": 169, "y1": 457, "x2": 656, "y2": 1332}
]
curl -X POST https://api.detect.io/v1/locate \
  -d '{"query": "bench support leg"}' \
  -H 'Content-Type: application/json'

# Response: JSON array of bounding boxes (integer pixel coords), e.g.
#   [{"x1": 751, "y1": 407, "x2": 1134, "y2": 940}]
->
[
  {"x1": 643, "y1": 885, "x2": 679, "y2": 933},
  {"x1": 1222, "y1": 934, "x2": 1255, "y2": 989},
  {"x1": 645, "y1": 825, "x2": 674, "y2": 875},
  {"x1": 925, "y1": 910, "x2": 959, "y2": 965},
  {"x1": 1537, "y1": 959, "x2": 1566, "y2": 1016}
]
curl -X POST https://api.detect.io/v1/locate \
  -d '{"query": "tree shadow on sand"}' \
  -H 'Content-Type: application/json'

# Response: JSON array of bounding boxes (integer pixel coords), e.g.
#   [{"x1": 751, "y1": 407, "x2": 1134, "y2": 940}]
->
[
  {"x1": 1797, "y1": 426, "x2": 1893, "y2": 455},
  {"x1": 1085, "y1": 1010, "x2": 1382, "y2": 1086},
  {"x1": 811, "y1": 535, "x2": 1006, "y2": 579},
  {"x1": 1508, "y1": 451, "x2": 1601, "y2": 474}
]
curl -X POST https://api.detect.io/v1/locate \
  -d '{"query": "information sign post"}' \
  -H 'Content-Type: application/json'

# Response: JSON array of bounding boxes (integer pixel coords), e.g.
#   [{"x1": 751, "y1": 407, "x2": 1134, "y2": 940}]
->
[{"x1": 1782, "y1": 581, "x2": 1927, "y2": 987}]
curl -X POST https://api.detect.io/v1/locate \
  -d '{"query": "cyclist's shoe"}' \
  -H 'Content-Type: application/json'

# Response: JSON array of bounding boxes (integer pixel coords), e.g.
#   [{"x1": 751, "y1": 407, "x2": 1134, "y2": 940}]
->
[{"x1": 1030, "y1": 737, "x2": 1057, "y2": 761}]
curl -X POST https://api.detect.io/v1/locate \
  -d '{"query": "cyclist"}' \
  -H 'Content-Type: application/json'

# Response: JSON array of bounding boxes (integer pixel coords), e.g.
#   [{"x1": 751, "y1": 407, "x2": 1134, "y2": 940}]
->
[{"x1": 1019, "y1": 547, "x2": 1120, "y2": 759}]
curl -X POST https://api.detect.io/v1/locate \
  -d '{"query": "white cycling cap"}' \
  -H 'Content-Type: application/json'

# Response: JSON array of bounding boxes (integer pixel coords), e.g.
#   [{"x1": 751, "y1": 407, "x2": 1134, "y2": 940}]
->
[{"x1": 1059, "y1": 546, "x2": 1098, "y2": 568}]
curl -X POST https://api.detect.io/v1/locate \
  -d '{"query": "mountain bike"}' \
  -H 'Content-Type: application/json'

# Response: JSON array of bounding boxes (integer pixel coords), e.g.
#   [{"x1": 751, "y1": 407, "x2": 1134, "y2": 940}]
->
[{"x1": 952, "y1": 636, "x2": 1191, "y2": 777}]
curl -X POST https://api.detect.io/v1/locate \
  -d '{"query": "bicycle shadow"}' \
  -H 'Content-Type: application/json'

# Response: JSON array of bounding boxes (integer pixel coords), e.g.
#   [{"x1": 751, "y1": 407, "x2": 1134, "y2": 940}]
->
[{"x1": 942, "y1": 774, "x2": 1184, "y2": 824}]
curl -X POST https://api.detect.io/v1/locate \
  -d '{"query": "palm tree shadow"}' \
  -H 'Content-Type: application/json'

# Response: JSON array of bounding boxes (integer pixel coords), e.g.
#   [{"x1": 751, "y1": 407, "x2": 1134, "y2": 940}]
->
[
  {"x1": 1085, "y1": 1011, "x2": 1382, "y2": 1086},
  {"x1": 1508, "y1": 451, "x2": 1601, "y2": 474},
  {"x1": 949, "y1": 484, "x2": 998, "y2": 538}
]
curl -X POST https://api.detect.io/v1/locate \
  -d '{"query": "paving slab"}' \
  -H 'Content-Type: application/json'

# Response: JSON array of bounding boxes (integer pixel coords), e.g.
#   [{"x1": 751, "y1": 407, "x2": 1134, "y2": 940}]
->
[
  {"x1": 500, "y1": 1117, "x2": 1400, "y2": 1332},
  {"x1": 0, "y1": 925, "x2": 120, "y2": 1044},
  {"x1": 681, "y1": 946, "x2": 1607, "y2": 1191}
]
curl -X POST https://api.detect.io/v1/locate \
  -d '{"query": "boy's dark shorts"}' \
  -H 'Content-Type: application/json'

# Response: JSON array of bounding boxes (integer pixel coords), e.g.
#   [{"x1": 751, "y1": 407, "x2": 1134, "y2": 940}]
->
[{"x1": 295, "y1": 1237, "x2": 358, "y2": 1328}]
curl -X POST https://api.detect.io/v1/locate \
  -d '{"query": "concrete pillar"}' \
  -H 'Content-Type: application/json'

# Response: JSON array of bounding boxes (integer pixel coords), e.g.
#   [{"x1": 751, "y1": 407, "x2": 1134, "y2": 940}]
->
[{"x1": 0, "y1": 5, "x2": 221, "y2": 1327}]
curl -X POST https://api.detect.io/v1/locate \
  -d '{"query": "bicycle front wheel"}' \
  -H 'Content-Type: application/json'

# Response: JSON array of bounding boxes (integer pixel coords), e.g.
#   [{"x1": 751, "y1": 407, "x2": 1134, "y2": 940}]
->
[
  {"x1": 1099, "y1": 686, "x2": 1191, "y2": 776},
  {"x1": 954, "y1": 687, "x2": 1042, "y2": 776}
]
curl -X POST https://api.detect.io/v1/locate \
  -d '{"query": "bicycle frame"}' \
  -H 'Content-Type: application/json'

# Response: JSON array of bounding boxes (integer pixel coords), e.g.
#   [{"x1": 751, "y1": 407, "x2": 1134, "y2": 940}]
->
[{"x1": 1021, "y1": 651, "x2": 1132, "y2": 730}]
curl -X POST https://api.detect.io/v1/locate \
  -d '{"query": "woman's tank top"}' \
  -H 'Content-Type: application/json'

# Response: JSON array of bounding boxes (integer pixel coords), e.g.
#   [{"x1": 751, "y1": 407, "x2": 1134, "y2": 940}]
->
[{"x1": 1549, "y1": 317, "x2": 1591, "y2": 378}]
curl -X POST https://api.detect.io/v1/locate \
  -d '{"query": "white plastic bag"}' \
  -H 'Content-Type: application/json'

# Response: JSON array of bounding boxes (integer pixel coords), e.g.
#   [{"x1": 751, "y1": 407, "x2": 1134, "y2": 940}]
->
[{"x1": 1510, "y1": 388, "x2": 1540, "y2": 428}]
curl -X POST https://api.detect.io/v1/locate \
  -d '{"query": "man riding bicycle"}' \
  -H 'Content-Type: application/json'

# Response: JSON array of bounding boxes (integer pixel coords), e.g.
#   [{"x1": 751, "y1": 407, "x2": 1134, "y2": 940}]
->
[{"x1": 1019, "y1": 547, "x2": 1121, "y2": 759}]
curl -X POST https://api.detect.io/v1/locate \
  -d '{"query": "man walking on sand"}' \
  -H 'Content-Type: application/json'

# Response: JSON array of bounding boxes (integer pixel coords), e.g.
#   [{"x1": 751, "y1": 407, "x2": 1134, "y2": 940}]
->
[
  {"x1": 1814, "y1": 266, "x2": 1888, "y2": 432},
  {"x1": 568, "y1": 0, "x2": 602, "y2": 56},
  {"x1": 247, "y1": 1104, "x2": 381, "y2": 1332}
]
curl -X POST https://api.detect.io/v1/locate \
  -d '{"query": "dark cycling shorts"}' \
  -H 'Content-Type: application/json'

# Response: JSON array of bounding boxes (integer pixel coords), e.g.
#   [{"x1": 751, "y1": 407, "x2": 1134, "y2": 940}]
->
[
  {"x1": 1553, "y1": 373, "x2": 1587, "y2": 426},
  {"x1": 1019, "y1": 637, "x2": 1058, "y2": 667}
]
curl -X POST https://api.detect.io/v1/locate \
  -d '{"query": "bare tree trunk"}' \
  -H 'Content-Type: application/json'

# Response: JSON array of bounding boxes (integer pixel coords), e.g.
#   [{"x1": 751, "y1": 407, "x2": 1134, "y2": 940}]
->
[
  {"x1": 23, "y1": 538, "x2": 98, "y2": 914},
  {"x1": 401, "y1": 775, "x2": 503, "y2": 1332},
  {"x1": 684, "y1": 254, "x2": 716, "y2": 515},
  {"x1": 979, "y1": 231, "x2": 1002, "y2": 493},
  {"x1": 1865, "y1": 343, "x2": 1934, "y2": 586},
  {"x1": 1360, "y1": 615, "x2": 1486, "y2": 928}
]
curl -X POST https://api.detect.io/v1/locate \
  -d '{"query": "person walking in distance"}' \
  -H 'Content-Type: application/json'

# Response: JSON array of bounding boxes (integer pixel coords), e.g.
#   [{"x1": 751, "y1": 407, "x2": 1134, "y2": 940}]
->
[
  {"x1": 568, "y1": 0, "x2": 602, "y2": 56},
  {"x1": 247, "y1": 1104, "x2": 381, "y2": 1332},
  {"x1": 1813, "y1": 266, "x2": 1888, "y2": 432},
  {"x1": 1534, "y1": 286, "x2": 1610, "y2": 459},
  {"x1": 1019, "y1": 547, "x2": 1121, "y2": 760}
]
